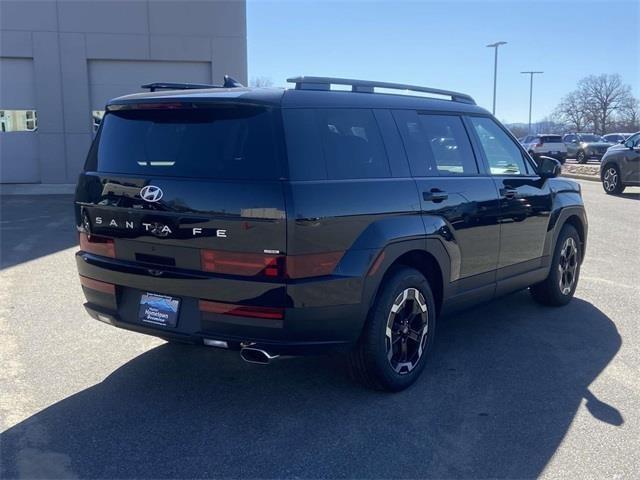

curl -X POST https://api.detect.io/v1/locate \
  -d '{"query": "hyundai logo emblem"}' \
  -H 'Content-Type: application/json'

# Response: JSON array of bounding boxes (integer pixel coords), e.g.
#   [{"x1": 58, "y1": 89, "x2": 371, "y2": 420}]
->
[{"x1": 140, "y1": 185, "x2": 163, "y2": 203}]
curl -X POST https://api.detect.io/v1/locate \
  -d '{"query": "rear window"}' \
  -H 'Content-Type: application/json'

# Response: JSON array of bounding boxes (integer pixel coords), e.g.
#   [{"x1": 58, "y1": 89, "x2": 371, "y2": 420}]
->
[
  {"x1": 283, "y1": 108, "x2": 391, "y2": 180},
  {"x1": 540, "y1": 135, "x2": 562, "y2": 143},
  {"x1": 87, "y1": 106, "x2": 279, "y2": 180}
]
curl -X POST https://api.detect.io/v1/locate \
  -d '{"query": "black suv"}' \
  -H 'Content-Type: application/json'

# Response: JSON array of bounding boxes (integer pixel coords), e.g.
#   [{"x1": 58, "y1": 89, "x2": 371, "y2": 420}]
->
[{"x1": 75, "y1": 76, "x2": 587, "y2": 391}]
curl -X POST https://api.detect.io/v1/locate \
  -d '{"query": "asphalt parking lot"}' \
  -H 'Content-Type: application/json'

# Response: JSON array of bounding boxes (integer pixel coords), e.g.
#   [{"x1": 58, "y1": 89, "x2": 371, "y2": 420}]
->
[{"x1": 1, "y1": 180, "x2": 639, "y2": 479}]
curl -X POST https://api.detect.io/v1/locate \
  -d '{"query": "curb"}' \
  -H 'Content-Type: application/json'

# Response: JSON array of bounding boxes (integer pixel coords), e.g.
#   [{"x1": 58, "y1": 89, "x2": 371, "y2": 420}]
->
[
  {"x1": 560, "y1": 173, "x2": 600, "y2": 182},
  {"x1": 0, "y1": 184, "x2": 75, "y2": 195}
]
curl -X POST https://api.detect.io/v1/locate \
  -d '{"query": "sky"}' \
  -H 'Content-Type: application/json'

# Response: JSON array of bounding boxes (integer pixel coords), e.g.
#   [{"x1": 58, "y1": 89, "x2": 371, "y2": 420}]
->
[{"x1": 247, "y1": 0, "x2": 639, "y2": 124}]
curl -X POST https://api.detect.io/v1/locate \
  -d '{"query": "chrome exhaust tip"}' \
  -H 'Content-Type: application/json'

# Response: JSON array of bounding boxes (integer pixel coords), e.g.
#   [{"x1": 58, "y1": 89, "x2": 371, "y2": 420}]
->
[{"x1": 240, "y1": 347, "x2": 279, "y2": 365}]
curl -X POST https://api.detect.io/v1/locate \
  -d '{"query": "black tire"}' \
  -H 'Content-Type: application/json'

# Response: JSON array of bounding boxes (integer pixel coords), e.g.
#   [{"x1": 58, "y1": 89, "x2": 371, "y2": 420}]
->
[
  {"x1": 601, "y1": 163, "x2": 625, "y2": 195},
  {"x1": 348, "y1": 266, "x2": 436, "y2": 392},
  {"x1": 530, "y1": 224, "x2": 581, "y2": 306},
  {"x1": 576, "y1": 150, "x2": 587, "y2": 164}
]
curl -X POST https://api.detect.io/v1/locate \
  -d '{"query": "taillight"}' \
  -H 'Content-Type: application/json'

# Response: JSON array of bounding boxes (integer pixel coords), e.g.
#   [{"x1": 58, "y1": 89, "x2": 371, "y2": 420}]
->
[
  {"x1": 200, "y1": 250, "x2": 285, "y2": 278},
  {"x1": 199, "y1": 299, "x2": 284, "y2": 320},
  {"x1": 286, "y1": 252, "x2": 343, "y2": 279},
  {"x1": 79, "y1": 232, "x2": 115, "y2": 258},
  {"x1": 199, "y1": 249, "x2": 343, "y2": 279},
  {"x1": 79, "y1": 275, "x2": 116, "y2": 295}
]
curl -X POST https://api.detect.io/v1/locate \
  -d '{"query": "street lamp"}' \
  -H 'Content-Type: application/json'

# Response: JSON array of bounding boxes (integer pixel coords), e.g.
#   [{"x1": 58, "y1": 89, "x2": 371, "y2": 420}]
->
[
  {"x1": 521, "y1": 71, "x2": 544, "y2": 134},
  {"x1": 486, "y1": 41, "x2": 507, "y2": 115}
]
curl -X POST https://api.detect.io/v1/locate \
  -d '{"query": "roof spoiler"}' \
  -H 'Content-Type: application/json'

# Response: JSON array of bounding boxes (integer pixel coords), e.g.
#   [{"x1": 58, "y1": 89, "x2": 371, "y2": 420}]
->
[
  {"x1": 141, "y1": 75, "x2": 244, "y2": 92},
  {"x1": 286, "y1": 76, "x2": 476, "y2": 104}
]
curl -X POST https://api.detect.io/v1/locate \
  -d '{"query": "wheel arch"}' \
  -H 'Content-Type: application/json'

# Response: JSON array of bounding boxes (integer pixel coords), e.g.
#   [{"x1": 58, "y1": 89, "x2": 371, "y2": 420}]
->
[
  {"x1": 550, "y1": 209, "x2": 588, "y2": 264},
  {"x1": 600, "y1": 160, "x2": 619, "y2": 179},
  {"x1": 364, "y1": 239, "x2": 450, "y2": 318}
]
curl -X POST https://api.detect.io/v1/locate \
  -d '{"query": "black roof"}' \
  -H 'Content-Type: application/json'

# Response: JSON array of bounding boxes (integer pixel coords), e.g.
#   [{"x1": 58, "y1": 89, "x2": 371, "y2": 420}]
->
[{"x1": 106, "y1": 78, "x2": 488, "y2": 115}]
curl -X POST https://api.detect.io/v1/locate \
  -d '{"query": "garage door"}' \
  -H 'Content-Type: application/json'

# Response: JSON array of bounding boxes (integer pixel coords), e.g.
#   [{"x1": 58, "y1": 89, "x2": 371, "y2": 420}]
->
[
  {"x1": 0, "y1": 57, "x2": 39, "y2": 183},
  {"x1": 88, "y1": 60, "x2": 212, "y2": 111}
]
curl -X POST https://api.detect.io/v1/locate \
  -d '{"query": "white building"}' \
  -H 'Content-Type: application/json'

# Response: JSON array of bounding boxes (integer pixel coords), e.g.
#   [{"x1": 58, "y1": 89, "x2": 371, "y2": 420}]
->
[{"x1": 0, "y1": 0, "x2": 247, "y2": 186}]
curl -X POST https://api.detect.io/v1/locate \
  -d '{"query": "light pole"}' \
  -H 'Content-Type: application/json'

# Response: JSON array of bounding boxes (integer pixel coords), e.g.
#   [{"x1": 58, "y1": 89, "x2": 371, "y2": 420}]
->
[
  {"x1": 521, "y1": 71, "x2": 544, "y2": 134},
  {"x1": 486, "y1": 41, "x2": 507, "y2": 115}
]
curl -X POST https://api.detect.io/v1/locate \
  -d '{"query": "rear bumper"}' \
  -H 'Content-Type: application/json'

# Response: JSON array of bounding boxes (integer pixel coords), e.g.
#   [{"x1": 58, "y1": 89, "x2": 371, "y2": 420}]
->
[
  {"x1": 76, "y1": 252, "x2": 366, "y2": 354},
  {"x1": 84, "y1": 303, "x2": 353, "y2": 355},
  {"x1": 533, "y1": 151, "x2": 567, "y2": 160}
]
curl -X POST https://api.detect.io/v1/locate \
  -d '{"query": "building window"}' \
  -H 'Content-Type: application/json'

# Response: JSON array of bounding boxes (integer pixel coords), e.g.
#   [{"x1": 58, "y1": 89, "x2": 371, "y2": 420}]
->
[
  {"x1": 0, "y1": 110, "x2": 38, "y2": 132},
  {"x1": 92, "y1": 110, "x2": 105, "y2": 132}
]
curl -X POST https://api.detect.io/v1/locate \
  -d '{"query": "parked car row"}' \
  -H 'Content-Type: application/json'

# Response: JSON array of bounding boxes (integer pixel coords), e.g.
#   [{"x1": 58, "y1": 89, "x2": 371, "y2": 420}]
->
[{"x1": 519, "y1": 132, "x2": 635, "y2": 164}]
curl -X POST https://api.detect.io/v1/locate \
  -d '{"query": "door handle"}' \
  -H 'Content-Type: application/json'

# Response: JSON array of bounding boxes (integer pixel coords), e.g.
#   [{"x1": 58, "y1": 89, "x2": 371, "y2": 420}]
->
[
  {"x1": 423, "y1": 189, "x2": 448, "y2": 203},
  {"x1": 501, "y1": 188, "x2": 517, "y2": 199}
]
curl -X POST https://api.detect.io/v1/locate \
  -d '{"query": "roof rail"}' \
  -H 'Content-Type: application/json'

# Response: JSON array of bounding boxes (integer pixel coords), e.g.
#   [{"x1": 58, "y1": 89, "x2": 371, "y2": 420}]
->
[
  {"x1": 286, "y1": 76, "x2": 476, "y2": 105},
  {"x1": 141, "y1": 76, "x2": 244, "y2": 92}
]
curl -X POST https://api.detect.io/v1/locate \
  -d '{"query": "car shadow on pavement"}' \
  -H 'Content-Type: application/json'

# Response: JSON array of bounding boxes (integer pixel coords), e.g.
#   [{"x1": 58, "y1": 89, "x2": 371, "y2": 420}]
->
[
  {"x1": 617, "y1": 191, "x2": 640, "y2": 200},
  {"x1": 0, "y1": 195, "x2": 76, "y2": 269},
  {"x1": 0, "y1": 292, "x2": 622, "y2": 479}
]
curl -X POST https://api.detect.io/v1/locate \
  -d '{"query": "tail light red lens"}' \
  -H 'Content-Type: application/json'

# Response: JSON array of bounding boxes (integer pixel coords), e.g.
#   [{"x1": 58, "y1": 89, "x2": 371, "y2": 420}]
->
[
  {"x1": 536, "y1": 140, "x2": 544, "y2": 147},
  {"x1": 79, "y1": 275, "x2": 116, "y2": 295},
  {"x1": 286, "y1": 252, "x2": 344, "y2": 279},
  {"x1": 79, "y1": 232, "x2": 115, "y2": 258},
  {"x1": 199, "y1": 299, "x2": 284, "y2": 320},
  {"x1": 200, "y1": 249, "x2": 343, "y2": 279},
  {"x1": 200, "y1": 250, "x2": 285, "y2": 277}
]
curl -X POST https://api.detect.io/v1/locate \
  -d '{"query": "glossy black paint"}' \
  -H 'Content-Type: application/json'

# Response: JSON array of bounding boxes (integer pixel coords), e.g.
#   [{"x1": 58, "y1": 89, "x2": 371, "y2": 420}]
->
[{"x1": 75, "y1": 86, "x2": 588, "y2": 353}]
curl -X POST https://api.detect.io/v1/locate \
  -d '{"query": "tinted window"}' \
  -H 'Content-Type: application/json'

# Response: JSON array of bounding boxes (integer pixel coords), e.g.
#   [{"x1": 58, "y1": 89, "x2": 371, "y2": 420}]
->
[
  {"x1": 627, "y1": 133, "x2": 640, "y2": 147},
  {"x1": 564, "y1": 135, "x2": 575, "y2": 142},
  {"x1": 418, "y1": 115, "x2": 478, "y2": 175},
  {"x1": 282, "y1": 109, "x2": 325, "y2": 180},
  {"x1": 90, "y1": 106, "x2": 278, "y2": 180},
  {"x1": 469, "y1": 117, "x2": 530, "y2": 176},
  {"x1": 541, "y1": 135, "x2": 562, "y2": 143},
  {"x1": 578, "y1": 134, "x2": 604, "y2": 142},
  {"x1": 283, "y1": 108, "x2": 390, "y2": 180}
]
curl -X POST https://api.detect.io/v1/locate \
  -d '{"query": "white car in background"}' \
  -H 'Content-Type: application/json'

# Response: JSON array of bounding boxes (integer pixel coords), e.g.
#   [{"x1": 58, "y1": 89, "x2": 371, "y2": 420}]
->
[{"x1": 521, "y1": 134, "x2": 568, "y2": 164}]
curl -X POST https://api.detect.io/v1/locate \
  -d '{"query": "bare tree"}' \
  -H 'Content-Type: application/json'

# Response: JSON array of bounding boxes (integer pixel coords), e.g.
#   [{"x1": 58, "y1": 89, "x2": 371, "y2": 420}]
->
[
  {"x1": 250, "y1": 76, "x2": 274, "y2": 87},
  {"x1": 617, "y1": 96, "x2": 640, "y2": 132},
  {"x1": 579, "y1": 74, "x2": 634, "y2": 134},
  {"x1": 553, "y1": 90, "x2": 590, "y2": 132},
  {"x1": 552, "y1": 74, "x2": 638, "y2": 134}
]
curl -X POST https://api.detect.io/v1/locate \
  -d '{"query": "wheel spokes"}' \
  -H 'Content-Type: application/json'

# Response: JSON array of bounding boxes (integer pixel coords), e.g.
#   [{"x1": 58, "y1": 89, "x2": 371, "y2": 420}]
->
[{"x1": 385, "y1": 288, "x2": 429, "y2": 374}]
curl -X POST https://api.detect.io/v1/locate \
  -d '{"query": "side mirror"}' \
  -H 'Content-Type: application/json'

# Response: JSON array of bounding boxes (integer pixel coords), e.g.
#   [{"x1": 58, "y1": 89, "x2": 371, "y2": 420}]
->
[{"x1": 538, "y1": 156, "x2": 561, "y2": 179}]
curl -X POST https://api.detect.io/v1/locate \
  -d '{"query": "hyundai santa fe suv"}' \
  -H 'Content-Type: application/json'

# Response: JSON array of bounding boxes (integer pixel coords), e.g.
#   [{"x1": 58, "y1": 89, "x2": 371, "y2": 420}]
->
[{"x1": 75, "y1": 76, "x2": 588, "y2": 391}]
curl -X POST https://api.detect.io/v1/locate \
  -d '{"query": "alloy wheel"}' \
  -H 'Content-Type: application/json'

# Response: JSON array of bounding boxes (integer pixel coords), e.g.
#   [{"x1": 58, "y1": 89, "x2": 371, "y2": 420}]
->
[
  {"x1": 385, "y1": 288, "x2": 429, "y2": 374},
  {"x1": 558, "y1": 237, "x2": 578, "y2": 295},
  {"x1": 603, "y1": 167, "x2": 618, "y2": 192}
]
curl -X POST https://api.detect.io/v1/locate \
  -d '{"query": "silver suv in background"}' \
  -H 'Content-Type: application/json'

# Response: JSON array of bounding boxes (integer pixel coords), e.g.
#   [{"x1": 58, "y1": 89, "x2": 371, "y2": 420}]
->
[
  {"x1": 563, "y1": 133, "x2": 613, "y2": 163},
  {"x1": 521, "y1": 134, "x2": 567, "y2": 164},
  {"x1": 600, "y1": 131, "x2": 640, "y2": 194}
]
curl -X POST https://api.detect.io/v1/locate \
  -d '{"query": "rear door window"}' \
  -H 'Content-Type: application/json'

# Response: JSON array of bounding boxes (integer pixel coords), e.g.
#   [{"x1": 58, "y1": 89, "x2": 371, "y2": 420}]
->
[
  {"x1": 392, "y1": 110, "x2": 478, "y2": 176},
  {"x1": 468, "y1": 116, "x2": 531, "y2": 176},
  {"x1": 89, "y1": 105, "x2": 279, "y2": 180},
  {"x1": 418, "y1": 114, "x2": 478, "y2": 175},
  {"x1": 283, "y1": 108, "x2": 391, "y2": 180}
]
